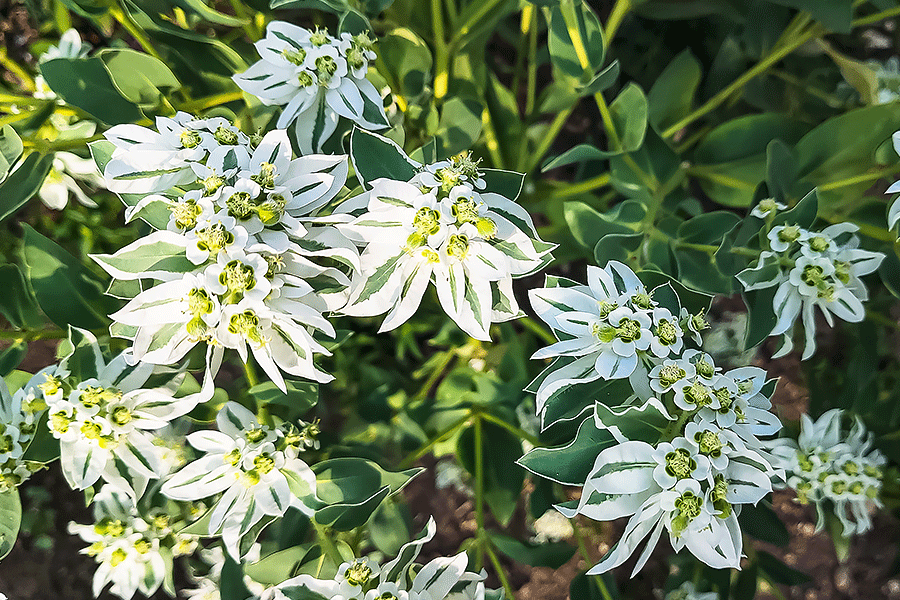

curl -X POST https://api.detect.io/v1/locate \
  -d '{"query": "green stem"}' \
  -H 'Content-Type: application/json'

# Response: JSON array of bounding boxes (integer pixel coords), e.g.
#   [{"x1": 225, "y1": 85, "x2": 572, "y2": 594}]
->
[
  {"x1": 866, "y1": 308, "x2": 900, "y2": 330},
  {"x1": 571, "y1": 519, "x2": 614, "y2": 600},
  {"x1": 411, "y1": 349, "x2": 457, "y2": 403},
  {"x1": 398, "y1": 414, "x2": 471, "y2": 469},
  {"x1": 661, "y1": 25, "x2": 824, "y2": 138},
  {"x1": 312, "y1": 520, "x2": 344, "y2": 567},
  {"x1": 852, "y1": 5, "x2": 900, "y2": 27},
  {"x1": 450, "y1": 0, "x2": 509, "y2": 47},
  {"x1": 177, "y1": 90, "x2": 245, "y2": 113},
  {"x1": 525, "y1": 109, "x2": 572, "y2": 173},
  {"x1": 520, "y1": 315, "x2": 557, "y2": 345},
  {"x1": 0, "y1": 50, "x2": 35, "y2": 92},
  {"x1": 243, "y1": 360, "x2": 259, "y2": 387},
  {"x1": 109, "y1": 5, "x2": 164, "y2": 62},
  {"x1": 0, "y1": 328, "x2": 69, "y2": 342},
  {"x1": 478, "y1": 411, "x2": 542, "y2": 447},
  {"x1": 484, "y1": 542, "x2": 516, "y2": 599},
  {"x1": 431, "y1": 0, "x2": 449, "y2": 101},
  {"x1": 26, "y1": 133, "x2": 105, "y2": 153},
  {"x1": 603, "y1": 0, "x2": 631, "y2": 42},
  {"x1": 228, "y1": 0, "x2": 262, "y2": 41},
  {"x1": 474, "y1": 415, "x2": 485, "y2": 571}
]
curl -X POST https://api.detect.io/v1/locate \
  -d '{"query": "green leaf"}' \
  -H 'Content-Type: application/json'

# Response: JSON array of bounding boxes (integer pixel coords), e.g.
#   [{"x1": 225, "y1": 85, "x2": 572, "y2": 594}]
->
[
  {"x1": 766, "y1": 140, "x2": 798, "y2": 201},
  {"x1": 490, "y1": 533, "x2": 575, "y2": 568},
  {"x1": 610, "y1": 83, "x2": 649, "y2": 152},
  {"x1": 312, "y1": 458, "x2": 421, "y2": 531},
  {"x1": 481, "y1": 169, "x2": 525, "y2": 202},
  {"x1": 40, "y1": 57, "x2": 144, "y2": 126},
  {"x1": 349, "y1": 129, "x2": 418, "y2": 188},
  {"x1": 732, "y1": 562, "x2": 758, "y2": 600},
  {"x1": 694, "y1": 114, "x2": 810, "y2": 165},
  {"x1": 220, "y1": 556, "x2": 253, "y2": 600},
  {"x1": 435, "y1": 96, "x2": 483, "y2": 159},
  {"x1": 772, "y1": 189, "x2": 818, "y2": 231},
  {"x1": 171, "y1": 0, "x2": 248, "y2": 26},
  {"x1": 738, "y1": 501, "x2": 789, "y2": 547},
  {"x1": 0, "y1": 344, "x2": 25, "y2": 377},
  {"x1": 765, "y1": 0, "x2": 852, "y2": 33},
  {"x1": 548, "y1": 1, "x2": 605, "y2": 81},
  {"x1": 0, "y1": 124, "x2": 23, "y2": 182},
  {"x1": 98, "y1": 48, "x2": 181, "y2": 108},
  {"x1": 543, "y1": 144, "x2": 619, "y2": 172},
  {"x1": 0, "y1": 489, "x2": 21, "y2": 560},
  {"x1": 569, "y1": 571, "x2": 619, "y2": 600},
  {"x1": 757, "y1": 550, "x2": 813, "y2": 585},
  {"x1": 648, "y1": 50, "x2": 701, "y2": 134},
  {"x1": 0, "y1": 264, "x2": 42, "y2": 329},
  {"x1": 742, "y1": 287, "x2": 779, "y2": 350},
  {"x1": 377, "y1": 28, "x2": 433, "y2": 100},
  {"x1": 245, "y1": 545, "x2": 311, "y2": 585},
  {"x1": 250, "y1": 379, "x2": 318, "y2": 420},
  {"x1": 90, "y1": 237, "x2": 194, "y2": 280},
  {"x1": 518, "y1": 417, "x2": 614, "y2": 485},
  {"x1": 457, "y1": 421, "x2": 524, "y2": 527},
  {"x1": 0, "y1": 153, "x2": 55, "y2": 223},
  {"x1": 89, "y1": 140, "x2": 169, "y2": 229},
  {"x1": 564, "y1": 200, "x2": 644, "y2": 251},
  {"x1": 22, "y1": 225, "x2": 114, "y2": 330}
]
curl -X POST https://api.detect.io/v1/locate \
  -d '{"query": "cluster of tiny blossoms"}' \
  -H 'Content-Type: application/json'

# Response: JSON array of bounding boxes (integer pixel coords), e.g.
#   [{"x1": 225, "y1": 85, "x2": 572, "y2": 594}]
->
[
  {"x1": 0, "y1": 371, "x2": 49, "y2": 491},
  {"x1": 528, "y1": 261, "x2": 703, "y2": 418},
  {"x1": 69, "y1": 485, "x2": 198, "y2": 599},
  {"x1": 42, "y1": 333, "x2": 212, "y2": 497},
  {"x1": 233, "y1": 22, "x2": 388, "y2": 153},
  {"x1": 161, "y1": 401, "x2": 318, "y2": 560},
  {"x1": 96, "y1": 114, "x2": 354, "y2": 392},
  {"x1": 264, "y1": 518, "x2": 490, "y2": 600},
  {"x1": 768, "y1": 409, "x2": 886, "y2": 537},
  {"x1": 529, "y1": 262, "x2": 781, "y2": 574},
  {"x1": 738, "y1": 211, "x2": 884, "y2": 360},
  {"x1": 334, "y1": 149, "x2": 555, "y2": 341}
]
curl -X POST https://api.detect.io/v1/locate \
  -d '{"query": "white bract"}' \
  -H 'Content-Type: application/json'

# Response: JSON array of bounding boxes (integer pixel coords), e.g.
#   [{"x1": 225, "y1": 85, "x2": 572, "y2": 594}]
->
[
  {"x1": 39, "y1": 28, "x2": 91, "y2": 62},
  {"x1": 43, "y1": 330, "x2": 212, "y2": 496},
  {"x1": 161, "y1": 402, "x2": 316, "y2": 560},
  {"x1": 528, "y1": 261, "x2": 692, "y2": 418},
  {"x1": 737, "y1": 223, "x2": 884, "y2": 360},
  {"x1": 0, "y1": 370, "x2": 50, "y2": 491},
  {"x1": 94, "y1": 118, "x2": 356, "y2": 392},
  {"x1": 267, "y1": 518, "x2": 490, "y2": 600},
  {"x1": 233, "y1": 22, "x2": 389, "y2": 154},
  {"x1": 767, "y1": 408, "x2": 885, "y2": 537},
  {"x1": 69, "y1": 485, "x2": 198, "y2": 600},
  {"x1": 530, "y1": 278, "x2": 783, "y2": 575},
  {"x1": 336, "y1": 152, "x2": 554, "y2": 341}
]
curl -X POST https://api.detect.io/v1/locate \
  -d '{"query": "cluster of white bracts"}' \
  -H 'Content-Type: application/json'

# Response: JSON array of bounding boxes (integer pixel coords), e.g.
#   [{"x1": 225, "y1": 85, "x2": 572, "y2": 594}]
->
[
  {"x1": 94, "y1": 113, "x2": 354, "y2": 392},
  {"x1": 768, "y1": 408, "x2": 886, "y2": 537},
  {"x1": 530, "y1": 261, "x2": 782, "y2": 575}
]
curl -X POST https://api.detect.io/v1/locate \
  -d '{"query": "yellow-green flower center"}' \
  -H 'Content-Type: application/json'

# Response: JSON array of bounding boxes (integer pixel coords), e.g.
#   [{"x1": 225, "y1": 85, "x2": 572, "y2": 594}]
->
[
  {"x1": 180, "y1": 130, "x2": 202, "y2": 149},
  {"x1": 696, "y1": 430, "x2": 722, "y2": 457},
  {"x1": 213, "y1": 125, "x2": 238, "y2": 145},
  {"x1": 251, "y1": 162, "x2": 276, "y2": 189},
  {"x1": 345, "y1": 561, "x2": 373, "y2": 587},
  {"x1": 282, "y1": 47, "x2": 307, "y2": 65},
  {"x1": 672, "y1": 491, "x2": 703, "y2": 535},
  {"x1": 665, "y1": 448, "x2": 696, "y2": 480},
  {"x1": 447, "y1": 234, "x2": 469, "y2": 259},
  {"x1": 778, "y1": 225, "x2": 801, "y2": 244},
  {"x1": 684, "y1": 382, "x2": 712, "y2": 407},
  {"x1": 228, "y1": 310, "x2": 265, "y2": 346},
  {"x1": 656, "y1": 319, "x2": 678, "y2": 345},
  {"x1": 659, "y1": 364, "x2": 687, "y2": 387},
  {"x1": 226, "y1": 191, "x2": 256, "y2": 220},
  {"x1": 170, "y1": 198, "x2": 203, "y2": 230},
  {"x1": 195, "y1": 223, "x2": 234, "y2": 255}
]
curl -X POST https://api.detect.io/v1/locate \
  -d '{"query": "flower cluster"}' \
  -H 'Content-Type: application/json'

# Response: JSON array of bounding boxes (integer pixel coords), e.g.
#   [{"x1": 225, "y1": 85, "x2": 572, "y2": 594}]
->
[
  {"x1": 95, "y1": 114, "x2": 355, "y2": 391},
  {"x1": 161, "y1": 402, "x2": 317, "y2": 559},
  {"x1": 528, "y1": 261, "x2": 701, "y2": 418},
  {"x1": 768, "y1": 409, "x2": 886, "y2": 537},
  {"x1": 233, "y1": 22, "x2": 389, "y2": 154},
  {"x1": 527, "y1": 262, "x2": 782, "y2": 575},
  {"x1": 336, "y1": 151, "x2": 555, "y2": 341},
  {"x1": 69, "y1": 485, "x2": 198, "y2": 599},
  {"x1": 738, "y1": 221, "x2": 884, "y2": 360},
  {"x1": 265, "y1": 518, "x2": 491, "y2": 600},
  {"x1": 42, "y1": 333, "x2": 212, "y2": 496},
  {"x1": 0, "y1": 371, "x2": 49, "y2": 492}
]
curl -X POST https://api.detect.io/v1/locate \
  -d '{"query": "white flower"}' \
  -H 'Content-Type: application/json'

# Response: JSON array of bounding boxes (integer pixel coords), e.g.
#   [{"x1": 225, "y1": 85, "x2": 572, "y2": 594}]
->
[
  {"x1": 37, "y1": 151, "x2": 104, "y2": 210},
  {"x1": 767, "y1": 409, "x2": 885, "y2": 537},
  {"x1": 750, "y1": 198, "x2": 787, "y2": 219},
  {"x1": 44, "y1": 333, "x2": 212, "y2": 496},
  {"x1": 40, "y1": 28, "x2": 91, "y2": 62},
  {"x1": 161, "y1": 402, "x2": 316, "y2": 560},
  {"x1": 233, "y1": 22, "x2": 389, "y2": 153},
  {"x1": 529, "y1": 261, "x2": 681, "y2": 417},
  {"x1": 338, "y1": 155, "x2": 553, "y2": 341},
  {"x1": 665, "y1": 581, "x2": 718, "y2": 600},
  {"x1": 739, "y1": 223, "x2": 884, "y2": 360},
  {"x1": 0, "y1": 371, "x2": 50, "y2": 491},
  {"x1": 69, "y1": 486, "x2": 176, "y2": 600}
]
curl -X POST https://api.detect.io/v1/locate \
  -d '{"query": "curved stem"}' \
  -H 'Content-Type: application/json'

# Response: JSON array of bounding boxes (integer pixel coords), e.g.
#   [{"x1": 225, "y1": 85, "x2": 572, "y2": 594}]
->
[
  {"x1": 661, "y1": 25, "x2": 823, "y2": 138},
  {"x1": 109, "y1": 5, "x2": 164, "y2": 62},
  {"x1": 604, "y1": 0, "x2": 632, "y2": 43}
]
